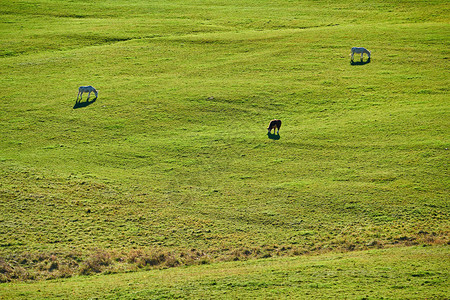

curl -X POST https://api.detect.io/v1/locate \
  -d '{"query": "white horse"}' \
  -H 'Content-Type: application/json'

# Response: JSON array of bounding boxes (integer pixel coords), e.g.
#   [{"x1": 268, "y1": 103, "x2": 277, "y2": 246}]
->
[
  {"x1": 351, "y1": 47, "x2": 371, "y2": 62},
  {"x1": 77, "y1": 86, "x2": 98, "y2": 102}
]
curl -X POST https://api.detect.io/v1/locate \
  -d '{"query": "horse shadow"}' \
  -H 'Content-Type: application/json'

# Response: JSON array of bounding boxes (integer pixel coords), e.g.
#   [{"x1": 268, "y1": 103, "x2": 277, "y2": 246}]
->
[
  {"x1": 267, "y1": 132, "x2": 281, "y2": 140},
  {"x1": 351, "y1": 58, "x2": 371, "y2": 66},
  {"x1": 73, "y1": 97, "x2": 97, "y2": 109}
]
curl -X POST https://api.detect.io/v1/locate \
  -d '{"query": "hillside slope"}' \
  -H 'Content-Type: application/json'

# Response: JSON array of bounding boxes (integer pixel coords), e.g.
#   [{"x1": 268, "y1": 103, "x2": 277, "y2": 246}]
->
[{"x1": 0, "y1": 0, "x2": 448, "y2": 285}]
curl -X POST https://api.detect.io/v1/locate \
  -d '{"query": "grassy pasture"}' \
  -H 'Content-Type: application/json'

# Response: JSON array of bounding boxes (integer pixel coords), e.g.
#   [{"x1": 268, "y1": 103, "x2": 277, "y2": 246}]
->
[
  {"x1": 1, "y1": 246, "x2": 449, "y2": 299},
  {"x1": 0, "y1": 0, "x2": 449, "y2": 295}
]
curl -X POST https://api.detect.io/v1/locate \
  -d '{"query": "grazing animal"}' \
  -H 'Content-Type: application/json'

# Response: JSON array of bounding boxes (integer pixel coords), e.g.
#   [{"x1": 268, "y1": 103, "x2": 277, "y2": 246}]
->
[
  {"x1": 267, "y1": 119, "x2": 282, "y2": 134},
  {"x1": 351, "y1": 47, "x2": 371, "y2": 62},
  {"x1": 77, "y1": 85, "x2": 98, "y2": 102}
]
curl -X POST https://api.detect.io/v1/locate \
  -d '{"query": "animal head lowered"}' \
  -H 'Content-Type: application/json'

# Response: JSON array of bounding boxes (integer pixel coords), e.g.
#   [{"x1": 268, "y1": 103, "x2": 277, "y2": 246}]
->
[
  {"x1": 350, "y1": 47, "x2": 371, "y2": 62},
  {"x1": 77, "y1": 85, "x2": 98, "y2": 103},
  {"x1": 267, "y1": 119, "x2": 282, "y2": 134}
]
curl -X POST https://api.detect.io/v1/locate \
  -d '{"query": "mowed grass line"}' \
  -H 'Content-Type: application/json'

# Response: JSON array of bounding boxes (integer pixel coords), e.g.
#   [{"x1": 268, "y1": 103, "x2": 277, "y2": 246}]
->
[
  {"x1": 0, "y1": 0, "x2": 449, "y2": 284},
  {"x1": 1, "y1": 246, "x2": 448, "y2": 299}
]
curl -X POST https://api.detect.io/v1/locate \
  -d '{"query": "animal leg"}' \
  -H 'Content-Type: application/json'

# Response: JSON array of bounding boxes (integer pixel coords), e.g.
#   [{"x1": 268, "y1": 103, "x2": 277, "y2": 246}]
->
[{"x1": 87, "y1": 91, "x2": 91, "y2": 101}]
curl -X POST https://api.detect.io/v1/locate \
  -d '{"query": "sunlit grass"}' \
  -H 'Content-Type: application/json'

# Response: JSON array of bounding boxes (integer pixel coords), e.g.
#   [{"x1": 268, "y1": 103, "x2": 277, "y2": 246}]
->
[
  {"x1": 1, "y1": 246, "x2": 448, "y2": 299},
  {"x1": 0, "y1": 0, "x2": 448, "y2": 295}
]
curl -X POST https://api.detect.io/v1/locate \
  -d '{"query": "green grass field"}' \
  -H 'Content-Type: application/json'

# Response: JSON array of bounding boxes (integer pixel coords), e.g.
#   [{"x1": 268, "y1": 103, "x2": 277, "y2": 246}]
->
[
  {"x1": 2, "y1": 246, "x2": 449, "y2": 299},
  {"x1": 0, "y1": 0, "x2": 449, "y2": 297}
]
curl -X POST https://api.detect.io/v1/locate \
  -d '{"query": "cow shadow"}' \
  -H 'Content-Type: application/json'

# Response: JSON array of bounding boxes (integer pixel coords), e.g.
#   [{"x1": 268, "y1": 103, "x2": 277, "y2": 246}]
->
[
  {"x1": 351, "y1": 58, "x2": 371, "y2": 66},
  {"x1": 73, "y1": 97, "x2": 97, "y2": 109},
  {"x1": 267, "y1": 132, "x2": 281, "y2": 140}
]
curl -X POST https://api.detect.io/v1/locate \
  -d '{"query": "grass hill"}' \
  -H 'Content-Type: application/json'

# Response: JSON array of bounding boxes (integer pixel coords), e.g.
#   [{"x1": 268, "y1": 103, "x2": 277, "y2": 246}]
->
[
  {"x1": 2, "y1": 246, "x2": 449, "y2": 299},
  {"x1": 0, "y1": 0, "x2": 448, "y2": 297}
]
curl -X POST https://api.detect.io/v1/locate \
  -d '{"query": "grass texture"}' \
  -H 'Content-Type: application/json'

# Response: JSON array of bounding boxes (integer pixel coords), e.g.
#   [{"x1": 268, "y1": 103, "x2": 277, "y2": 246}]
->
[
  {"x1": 0, "y1": 0, "x2": 449, "y2": 296},
  {"x1": 1, "y1": 246, "x2": 448, "y2": 299}
]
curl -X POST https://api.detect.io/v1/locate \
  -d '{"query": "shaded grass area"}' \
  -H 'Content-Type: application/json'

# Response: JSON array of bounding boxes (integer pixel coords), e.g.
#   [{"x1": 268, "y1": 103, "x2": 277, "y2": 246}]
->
[
  {"x1": 0, "y1": 0, "x2": 449, "y2": 287},
  {"x1": 1, "y1": 246, "x2": 448, "y2": 299}
]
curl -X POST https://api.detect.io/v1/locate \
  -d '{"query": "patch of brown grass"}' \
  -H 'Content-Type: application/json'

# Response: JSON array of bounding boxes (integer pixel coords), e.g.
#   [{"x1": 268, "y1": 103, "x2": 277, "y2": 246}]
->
[{"x1": 0, "y1": 231, "x2": 447, "y2": 282}]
